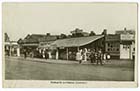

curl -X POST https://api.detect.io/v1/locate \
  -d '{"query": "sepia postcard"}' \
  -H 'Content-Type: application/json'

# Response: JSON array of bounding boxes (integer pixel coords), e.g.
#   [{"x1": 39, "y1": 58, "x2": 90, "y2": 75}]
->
[{"x1": 2, "y1": 2, "x2": 138, "y2": 88}]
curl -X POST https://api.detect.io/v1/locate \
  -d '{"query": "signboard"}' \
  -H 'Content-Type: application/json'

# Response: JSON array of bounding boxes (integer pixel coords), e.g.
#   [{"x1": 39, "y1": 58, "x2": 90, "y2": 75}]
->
[
  {"x1": 59, "y1": 46, "x2": 65, "y2": 49},
  {"x1": 120, "y1": 34, "x2": 135, "y2": 41}
]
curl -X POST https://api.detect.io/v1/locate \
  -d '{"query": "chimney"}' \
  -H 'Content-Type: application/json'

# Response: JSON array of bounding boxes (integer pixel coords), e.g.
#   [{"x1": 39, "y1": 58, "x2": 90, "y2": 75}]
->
[
  {"x1": 46, "y1": 33, "x2": 50, "y2": 36},
  {"x1": 103, "y1": 29, "x2": 107, "y2": 35},
  {"x1": 124, "y1": 27, "x2": 127, "y2": 31},
  {"x1": 124, "y1": 28, "x2": 127, "y2": 34}
]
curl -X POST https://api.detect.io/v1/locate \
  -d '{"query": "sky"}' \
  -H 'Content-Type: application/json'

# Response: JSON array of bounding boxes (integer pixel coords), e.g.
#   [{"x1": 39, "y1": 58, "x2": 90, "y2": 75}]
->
[{"x1": 3, "y1": 2, "x2": 137, "y2": 41}]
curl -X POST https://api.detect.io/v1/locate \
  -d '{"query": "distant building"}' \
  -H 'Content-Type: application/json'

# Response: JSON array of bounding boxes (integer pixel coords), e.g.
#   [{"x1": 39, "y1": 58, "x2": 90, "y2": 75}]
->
[
  {"x1": 115, "y1": 28, "x2": 135, "y2": 35},
  {"x1": 116, "y1": 28, "x2": 135, "y2": 59},
  {"x1": 18, "y1": 33, "x2": 58, "y2": 57},
  {"x1": 4, "y1": 33, "x2": 20, "y2": 57}
]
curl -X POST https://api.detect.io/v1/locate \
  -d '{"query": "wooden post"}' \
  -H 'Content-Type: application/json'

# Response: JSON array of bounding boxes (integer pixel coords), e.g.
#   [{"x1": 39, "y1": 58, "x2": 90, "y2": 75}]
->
[
  {"x1": 56, "y1": 49, "x2": 59, "y2": 60},
  {"x1": 17, "y1": 47, "x2": 20, "y2": 57},
  {"x1": 9, "y1": 45, "x2": 12, "y2": 56},
  {"x1": 66, "y1": 47, "x2": 69, "y2": 60},
  {"x1": 77, "y1": 47, "x2": 79, "y2": 51}
]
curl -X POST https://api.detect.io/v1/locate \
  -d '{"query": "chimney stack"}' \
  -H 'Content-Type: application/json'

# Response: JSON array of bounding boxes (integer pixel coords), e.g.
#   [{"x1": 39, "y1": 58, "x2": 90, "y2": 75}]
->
[{"x1": 46, "y1": 33, "x2": 50, "y2": 36}]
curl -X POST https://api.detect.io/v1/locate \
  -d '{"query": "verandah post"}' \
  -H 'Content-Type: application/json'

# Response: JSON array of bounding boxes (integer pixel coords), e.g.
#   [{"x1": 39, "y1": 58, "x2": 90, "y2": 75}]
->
[{"x1": 66, "y1": 47, "x2": 69, "y2": 60}]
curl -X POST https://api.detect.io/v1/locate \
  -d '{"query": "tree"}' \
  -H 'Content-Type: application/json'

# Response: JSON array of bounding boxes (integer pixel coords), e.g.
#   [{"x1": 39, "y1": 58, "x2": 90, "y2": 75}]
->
[
  {"x1": 5, "y1": 33, "x2": 10, "y2": 42},
  {"x1": 89, "y1": 31, "x2": 96, "y2": 36},
  {"x1": 101, "y1": 29, "x2": 107, "y2": 35},
  {"x1": 70, "y1": 28, "x2": 84, "y2": 37},
  {"x1": 60, "y1": 33, "x2": 67, "y2": 39}
]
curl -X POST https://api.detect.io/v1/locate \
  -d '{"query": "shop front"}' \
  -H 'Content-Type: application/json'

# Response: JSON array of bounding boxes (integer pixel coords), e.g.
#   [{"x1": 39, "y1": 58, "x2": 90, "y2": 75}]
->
[{"x1": 52, "y1": 35, "x2": 105, "y2": 61}]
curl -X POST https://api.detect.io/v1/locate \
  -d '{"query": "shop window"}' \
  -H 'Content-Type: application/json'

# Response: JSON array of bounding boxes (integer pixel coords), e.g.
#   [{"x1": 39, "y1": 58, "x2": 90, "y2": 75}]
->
[
  {"x1": 133, "y1": 48, "x2": 135, "y2": 51},
  {"x1": 108, "y1": 48, "x2": 110, "y2": 51},
  {"x1": 116, "y1": 48, "x2": 119, "y2": 51},
  {"x1": 108, "y1": 43, "x2": 110, "y2": 47}
]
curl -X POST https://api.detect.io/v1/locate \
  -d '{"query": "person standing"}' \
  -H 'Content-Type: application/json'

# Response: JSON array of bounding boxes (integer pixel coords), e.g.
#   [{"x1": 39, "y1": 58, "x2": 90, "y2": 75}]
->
[
  {"x1": 45, "y1": 49, "x2": 48, "y2": 59},
  {"x1": 97, "y1": 49, "x2": 103, "y2": 65},
  {"x1": 42, "y1": 49, "x2": 45, "y2": 59},
  {"x1": 83, "y1": 48, "x2": 87, "y2": 62},
  {"x1": 90, "y1": 50, "x2": 95, "y2": 63},
  {"x1": 23, "y1": 49, "x2": 27, "y2": 59},
  {"x1": 76, "y1": 50, "x2": 82, "y2": 64}
]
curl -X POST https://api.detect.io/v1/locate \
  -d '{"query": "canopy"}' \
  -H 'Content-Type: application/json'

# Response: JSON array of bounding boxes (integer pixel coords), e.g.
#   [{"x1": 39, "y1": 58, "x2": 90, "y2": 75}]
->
[{"x1": 52, "y1": 35, "x2": 104, "y2": 47}]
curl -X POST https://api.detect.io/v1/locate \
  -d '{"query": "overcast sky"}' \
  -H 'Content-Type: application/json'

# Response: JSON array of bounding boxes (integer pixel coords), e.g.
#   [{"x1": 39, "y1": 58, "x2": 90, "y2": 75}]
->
[{"x1": 3, "y1": 2, "x2": 137, "y2": 41}]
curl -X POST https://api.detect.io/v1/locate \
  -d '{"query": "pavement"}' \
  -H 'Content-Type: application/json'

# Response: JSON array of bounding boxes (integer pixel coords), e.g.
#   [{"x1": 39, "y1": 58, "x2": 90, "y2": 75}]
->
[
  {"x1": 6, "y1": 56, "x2": 79, "y2": 64},
  {"x1": 5, "y1": 56, "x2": 134, "y2": 67}
]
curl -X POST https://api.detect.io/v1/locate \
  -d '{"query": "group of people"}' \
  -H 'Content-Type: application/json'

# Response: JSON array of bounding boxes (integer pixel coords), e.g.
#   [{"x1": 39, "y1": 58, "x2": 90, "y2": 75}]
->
[
  {"x1": 76, "y1": 48, "x2": 110, "y2": 65},
  {"x1": 23, "y1": 48, "x2": 50, "y2": 59}
]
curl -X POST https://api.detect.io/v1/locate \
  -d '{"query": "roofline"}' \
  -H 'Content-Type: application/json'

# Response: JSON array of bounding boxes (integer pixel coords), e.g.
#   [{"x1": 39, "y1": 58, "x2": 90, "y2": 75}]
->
[
  {"x1": 56, "y1": 34, "x2": 104, "y2": 41},
  {"x1": 52, "y1": 35, "x2": 104, "y2": 47}
]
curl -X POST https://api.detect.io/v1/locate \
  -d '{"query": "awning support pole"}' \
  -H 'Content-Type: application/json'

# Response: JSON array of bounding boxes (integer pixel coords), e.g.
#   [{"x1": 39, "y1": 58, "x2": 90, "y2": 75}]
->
[
  {"x1": 56, "y1": 49, "x2": 59, "y2": 60},
  {"x1": 77, "y1": 47, "x2": 79, "y2": 51},
  {"x1": 66, "y1": 48, "x2": 68, "y2": 60}
]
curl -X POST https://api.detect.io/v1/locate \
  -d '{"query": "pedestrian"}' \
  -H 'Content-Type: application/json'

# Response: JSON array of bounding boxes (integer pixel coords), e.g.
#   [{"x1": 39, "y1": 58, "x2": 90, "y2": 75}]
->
[
  {"x1": 23, "y1": 49, "x2": 27, "y2": 59},
  {"x1": 97, "y1": 49, "x2": 103, "y2": 65},
  {"x1": 94, "y1": 51, "x2": 98, "y2": 64},
  {"x1": 76, "y1": 50, "x2": 82, "y2": 64},
  {"x1": 45, "y1": 49, "x2": 48, "y2": 59},
  {"x1": 90, "y1": 50, "x2": 95, "y2": 63},
  {"x1": 42, "y1": 49, "x2": 45, "y2": 59},
  {"x1": 83, "y1": 48, "x2": 88, "y2": 62}
]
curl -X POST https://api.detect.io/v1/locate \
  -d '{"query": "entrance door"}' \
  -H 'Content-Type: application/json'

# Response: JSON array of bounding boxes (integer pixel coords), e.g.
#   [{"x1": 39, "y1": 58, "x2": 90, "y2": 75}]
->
[{"x1": 120, "y1": 44, "x2": 130, "y2": 59}]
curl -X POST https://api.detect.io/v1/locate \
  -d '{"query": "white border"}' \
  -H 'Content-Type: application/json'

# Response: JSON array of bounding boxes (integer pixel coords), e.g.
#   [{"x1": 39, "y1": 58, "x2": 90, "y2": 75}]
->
[{"x1": 0, "y1": 0, "x2": 139, "y2": 90}]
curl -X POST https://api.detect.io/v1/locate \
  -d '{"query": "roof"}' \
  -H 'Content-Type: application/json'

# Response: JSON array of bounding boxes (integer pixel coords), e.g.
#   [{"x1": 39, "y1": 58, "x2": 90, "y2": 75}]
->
[
  {"x1": 22, "y1": 34, "x2": 46, "y2": 43},
  {"x1": 105, "y1": 34, "x2": 120, "y2": 41},
  {"x1": 22, "y1": 34, "x2": 57, "y2": 43},
  {"x1": 38, "y1": 36, "x2": 58, "y2": 42},
  {"x1": 52, "y1": 35, "x2": 104, "y2": 47}
]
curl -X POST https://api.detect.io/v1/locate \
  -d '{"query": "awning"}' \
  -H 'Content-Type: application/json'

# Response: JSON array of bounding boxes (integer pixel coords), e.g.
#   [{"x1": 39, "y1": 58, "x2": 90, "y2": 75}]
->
[
  {"x1": 22, "y1": 43, "x2": 39, "y2": 46},
  {"x1": 52, "y1": 35, "x2": 104, "y2": 47}
]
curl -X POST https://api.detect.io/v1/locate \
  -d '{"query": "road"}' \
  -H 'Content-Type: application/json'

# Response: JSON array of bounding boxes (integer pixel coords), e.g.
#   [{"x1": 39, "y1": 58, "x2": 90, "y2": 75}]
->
[{"x1": 5, "y1": 57, "x2": 134, "y2": 81}]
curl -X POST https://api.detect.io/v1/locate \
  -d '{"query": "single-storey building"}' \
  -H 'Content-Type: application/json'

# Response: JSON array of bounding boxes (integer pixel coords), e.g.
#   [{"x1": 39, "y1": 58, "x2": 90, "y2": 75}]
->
[
  {"x1": 18, "y1": 33, "x2": 58, "y2": 57},
  {"x1": 52, "y1": 35, "x2": 105, "y2": 60}
]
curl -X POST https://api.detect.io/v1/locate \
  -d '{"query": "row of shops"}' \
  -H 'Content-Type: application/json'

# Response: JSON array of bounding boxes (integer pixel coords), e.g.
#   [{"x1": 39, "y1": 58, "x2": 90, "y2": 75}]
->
[{"x1": 4, "y1": 29, "x2": 135, "y2": 60}]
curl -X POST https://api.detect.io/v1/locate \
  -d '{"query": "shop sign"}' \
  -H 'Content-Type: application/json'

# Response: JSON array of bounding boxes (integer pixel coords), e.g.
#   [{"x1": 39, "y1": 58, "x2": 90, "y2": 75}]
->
[{"x1": 120, "y1": 34, "x2": 134, "y2": 41}]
